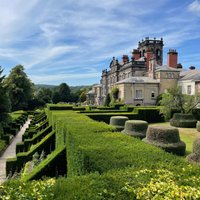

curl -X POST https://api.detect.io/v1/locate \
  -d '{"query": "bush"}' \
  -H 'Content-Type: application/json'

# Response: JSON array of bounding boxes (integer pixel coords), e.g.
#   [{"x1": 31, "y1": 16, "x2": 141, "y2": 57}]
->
[
  {"x1": 143, "y1": 126, "x2": 186, "y2": 156},
  {"x1": 197, "y1": 121, "x2": 200, "y2": 132},
  {"x1": 170, "y1": 113, "x2": 197, "y2": 128},
  {"x1": 187, "y1": 138, "x2": 200, "y2": 164},
  {"x1": 122, "y1": 120, "x2": 148, "y2": 139},
  {"x1": 109, "y1": 116, "x2": 129, "y2": 131}
]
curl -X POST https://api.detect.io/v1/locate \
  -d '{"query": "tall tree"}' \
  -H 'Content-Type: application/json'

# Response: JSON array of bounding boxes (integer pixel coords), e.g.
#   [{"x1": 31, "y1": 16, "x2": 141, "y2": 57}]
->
[
  {"x1": 5, "y1": 65, "x2": 33, "y2": 111},
  {"x1": 0, "y1": 67, "x2": 11, "y2": 124},
  {"x1": 52, "y1": 83, "x2": 71, "y2": 103}
]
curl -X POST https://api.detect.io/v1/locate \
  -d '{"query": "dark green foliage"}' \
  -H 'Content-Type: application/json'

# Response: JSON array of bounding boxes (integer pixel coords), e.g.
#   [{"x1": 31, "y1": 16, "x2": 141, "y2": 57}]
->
[
  {"x1": 122, "y1": 120, "x2": 148, "y2": 139},
  {"x1": 52, "y1": 83, "x2": 71, "y2": 103},
  {"x1": 0, "y1": 139, "x2": 6, "y2": 153},
  {"x1": 5, "y1": 65, "x2": 33, "y2": 111},
  {"x1": 0, "y1": 67, "x2": 11, "y2": 124},
  {"x1": 170, "y1": 113, "x2": 197, "y2": 128},
  {"x1": 192, "y1": 108, "x2": 200, "y2": 120},
  {"x1": 143, "y1": 126, "x2": 186, "y2": 156}
]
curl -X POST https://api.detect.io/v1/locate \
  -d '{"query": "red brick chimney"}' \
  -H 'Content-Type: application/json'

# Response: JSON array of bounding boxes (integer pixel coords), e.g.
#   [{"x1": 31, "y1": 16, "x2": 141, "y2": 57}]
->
[
  {"x1": 122, "y1": 55, "x2": 129, "y2": 65},
  {"x1": 168, "y1": 49, "x2": 178, "y2": 68},
  {"x1": 132, "y1": 49, "x2": 140, "y2": 60}
]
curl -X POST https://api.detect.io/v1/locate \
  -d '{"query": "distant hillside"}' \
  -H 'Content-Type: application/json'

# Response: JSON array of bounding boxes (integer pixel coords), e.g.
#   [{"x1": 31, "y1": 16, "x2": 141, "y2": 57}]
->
[{"x1": 35, "y1": 84, "x2": 94, "y2": 93}]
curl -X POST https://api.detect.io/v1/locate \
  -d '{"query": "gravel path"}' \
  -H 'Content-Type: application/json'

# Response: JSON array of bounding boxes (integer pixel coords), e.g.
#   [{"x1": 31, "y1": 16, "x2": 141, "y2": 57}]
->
[{"x1": 0, "y1": 119, "x2": 31, "y2": 184}]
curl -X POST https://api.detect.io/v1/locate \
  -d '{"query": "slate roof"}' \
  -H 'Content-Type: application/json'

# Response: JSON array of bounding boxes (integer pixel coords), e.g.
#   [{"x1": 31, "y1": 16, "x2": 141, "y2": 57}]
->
[{"x1": 179, "y1": 70, "x2": 200, "y2": 81}]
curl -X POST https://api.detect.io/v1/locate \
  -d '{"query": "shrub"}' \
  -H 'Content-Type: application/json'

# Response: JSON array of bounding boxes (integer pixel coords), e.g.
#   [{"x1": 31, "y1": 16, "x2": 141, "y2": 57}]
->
[
  {"x1": 170, "y1": 113, "x2": 197, "y2": 128},
  {"x1": 197, "y1": 121, "x2": 200, "y2": 132},
  {"x1": 122, "y1": 120, "x2": 148, "y2": 139},
  {"x1": 143, "y1": 126, "x2": 186, "y2": 156},
  {"x1": 109, "y1": 116, "x2": 129, "y2": 131},
  {"x1": 187, "y1": 138, "x2": 200, "y2": 164}
]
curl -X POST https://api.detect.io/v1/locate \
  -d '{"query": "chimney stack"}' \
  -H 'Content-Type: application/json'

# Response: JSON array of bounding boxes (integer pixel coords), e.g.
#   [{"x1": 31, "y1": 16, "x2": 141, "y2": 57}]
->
[
  {"x1": 122, "y1": 55, "x2": 129, "y2": 65},
  {"x1": 132, "y1": 49, "x2": 140, "y2": 61},
  {"x1": 167, "y1": 49, "x2": 178, "y2": 68}
]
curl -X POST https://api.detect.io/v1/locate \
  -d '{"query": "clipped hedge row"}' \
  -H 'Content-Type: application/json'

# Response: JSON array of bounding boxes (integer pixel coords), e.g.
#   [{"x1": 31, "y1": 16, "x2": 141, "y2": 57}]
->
[
  {"x1": 170, "y1": 113, "x2": 197, "y2": 128},
  {"x1": 49, "y1": 111, "x2": 184, "y2": 178},
  {"x1": 6, "y1": 131, "x2": 56, "y2": 176},
  {"x1": 16, "y1": 126, "x2": 52, "y2": 153},
  {"x1": 22, "y1": 146, "x2": 67, "y2": 181},
  {"x1": 47, "y1": 104, "x2": 73, "y2": 110},
  {"x1": 85, "y1": 107, "x2": 164, "y2": 124}
]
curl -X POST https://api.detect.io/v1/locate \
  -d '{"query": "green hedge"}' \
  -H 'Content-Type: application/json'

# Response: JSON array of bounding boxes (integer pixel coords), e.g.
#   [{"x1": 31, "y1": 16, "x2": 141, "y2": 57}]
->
[
  {"x1": 48, "y1": 111, "x2": 182, "y2": 178},
  {"x1": 6, "y1": 131, "x2": 56, "y2": 176},
  {"x1": 16, "y1": 126, "x2": 52, "y2": 153},
  {"x1": 170, "y1": 113, "x2": 197, "y2": 128},
  {"x1": 22, "y1": 146, "x2": 67, "y2": 181},
  {"x1": 47, "y1": 104, "x2": 73, "y2": 110},
  {"x1": 85, "y1": 108, "x2": 164, "y2": 124}
]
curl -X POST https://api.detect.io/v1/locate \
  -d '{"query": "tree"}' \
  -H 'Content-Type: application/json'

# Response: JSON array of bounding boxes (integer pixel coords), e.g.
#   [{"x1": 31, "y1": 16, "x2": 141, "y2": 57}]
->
[
  {"x1": 52, "y1": 83, "x2": 71, "y2": 103},
  {"x1": 159, "y1": 87, "x2": 199, "y2": 121},
  {"x1": 0, "y1": 67, "x2": 11, "y2": 125},
  {"x1": 35, "y1": 88, "x2": 52, "y2": 105},
  {"x1": 5, "y1": 65, "x2": 33, "y2": 111}
]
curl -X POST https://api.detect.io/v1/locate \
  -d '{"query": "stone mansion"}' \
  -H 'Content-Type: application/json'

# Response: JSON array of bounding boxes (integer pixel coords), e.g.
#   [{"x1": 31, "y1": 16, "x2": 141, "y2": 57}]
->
[{"x1": 87, "y1": 37, "x2": 200, "y2": 106}]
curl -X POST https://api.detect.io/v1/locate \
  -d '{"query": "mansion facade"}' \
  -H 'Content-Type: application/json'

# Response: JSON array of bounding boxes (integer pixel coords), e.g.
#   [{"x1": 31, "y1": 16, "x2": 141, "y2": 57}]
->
[{"x1": 87, "y1": 37, "x2": 200, "y2": 106}]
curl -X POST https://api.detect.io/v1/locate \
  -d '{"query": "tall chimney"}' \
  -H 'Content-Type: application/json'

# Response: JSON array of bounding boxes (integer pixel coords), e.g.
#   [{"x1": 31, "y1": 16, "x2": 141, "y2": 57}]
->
[
  {"x1": 132, "y1": 49, "x2": 140, "y2": 61},
  {"x1": 168, "y1": 49, "x2": 178, "y2": 68},
  {"x1": 122, "y1": 55, "x2": 129, "y2": 65}
]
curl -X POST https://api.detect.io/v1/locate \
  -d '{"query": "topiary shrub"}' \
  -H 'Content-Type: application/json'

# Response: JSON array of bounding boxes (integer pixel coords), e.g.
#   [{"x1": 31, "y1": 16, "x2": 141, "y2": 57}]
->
[
  {"x1": 187, "y1": 138, "x2": 200, "y2": 164},
  {"x1": 143, "y1": 126, "x2": 186, "y2": 156},
  {"x1": 196, "y1": 121, "x2": 200, "y2": 132},
  {"x1": 170, "y1": 113, "x2": 197, "y2": 128},
  {"x1": 109, "y1": 116, "x2": 129, "y2": 131},
  {"x1": 122, "y1": 120, "x2": 148, "y2": 139}
]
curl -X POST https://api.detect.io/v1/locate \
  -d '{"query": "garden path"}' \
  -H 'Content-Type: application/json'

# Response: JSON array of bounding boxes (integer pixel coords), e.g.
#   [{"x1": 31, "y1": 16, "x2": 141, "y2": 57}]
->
[{"x1": 0, "y1": 119, "x2": 31, "y2": 184}]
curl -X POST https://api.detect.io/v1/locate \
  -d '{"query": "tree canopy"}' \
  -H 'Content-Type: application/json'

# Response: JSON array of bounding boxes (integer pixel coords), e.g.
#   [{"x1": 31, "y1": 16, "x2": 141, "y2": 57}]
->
[
  {"x1": 5, "y1": 65, "x2": 33, "y2": 111},
  {"x1": 0, "y1": 67, "x2": 11, "y2": 124}
]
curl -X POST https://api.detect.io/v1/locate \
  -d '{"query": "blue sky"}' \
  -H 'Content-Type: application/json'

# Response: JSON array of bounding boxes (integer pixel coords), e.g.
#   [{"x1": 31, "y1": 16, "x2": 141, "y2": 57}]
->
[{"x1": 0, "y1": 0, "x2": 200, "y2": 86}]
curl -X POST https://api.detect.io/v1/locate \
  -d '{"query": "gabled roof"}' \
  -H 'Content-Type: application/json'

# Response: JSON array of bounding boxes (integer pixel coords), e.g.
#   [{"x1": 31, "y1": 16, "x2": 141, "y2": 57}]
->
[
  {"x1": 179, "y1": 70, "x2": 200, "y2": 81},
  {"x1": 116, "y1": 76, "x2": 160, "y2": 84}
]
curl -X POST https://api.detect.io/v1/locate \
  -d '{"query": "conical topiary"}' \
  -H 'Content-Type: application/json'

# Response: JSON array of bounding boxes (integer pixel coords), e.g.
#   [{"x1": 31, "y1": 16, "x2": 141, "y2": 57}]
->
[
  {"x1": 122, "y1": 120, "x2": 148, "y2": 139},
  {"x1": 187, "y1": 138, "x2": 200, "y2": 164},
  {"x1": 143, "y1": 126, "x2": 186, "y2": 156},
  {"x1": 109, "y1": 116, "x2": 129, "y2": 131}
]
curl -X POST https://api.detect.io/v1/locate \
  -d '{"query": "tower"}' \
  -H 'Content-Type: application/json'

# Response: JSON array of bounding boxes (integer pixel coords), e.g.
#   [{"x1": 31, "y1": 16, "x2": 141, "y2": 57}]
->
[{"x1": 138, "y1": 37, "x2": 164, "y2": 69}]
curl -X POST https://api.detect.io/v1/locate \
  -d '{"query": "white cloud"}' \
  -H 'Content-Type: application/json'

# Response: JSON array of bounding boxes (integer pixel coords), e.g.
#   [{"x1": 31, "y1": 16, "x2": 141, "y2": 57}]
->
[{"x1": 188, "y1": 0, "x2": 200, "y2": 16}]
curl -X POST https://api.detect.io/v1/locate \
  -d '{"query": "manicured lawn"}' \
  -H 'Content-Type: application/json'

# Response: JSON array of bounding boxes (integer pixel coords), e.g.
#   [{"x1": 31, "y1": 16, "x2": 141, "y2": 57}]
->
[{"x1": 150, "y1": 122, "x2": 200, "y2": 154}]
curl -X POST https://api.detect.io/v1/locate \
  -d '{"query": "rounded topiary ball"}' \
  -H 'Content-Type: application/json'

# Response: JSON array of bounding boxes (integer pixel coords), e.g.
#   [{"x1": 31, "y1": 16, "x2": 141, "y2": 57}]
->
[
  {"x1": 143, "y1": 126, "x2": 186, "y2": 156},
  {"x1": 196, "y1": 121, "x2": 200, "y2": 132},
  {"x1": 187, "y1": 138, "x2": 200, "y2": 164},
  {"x1": 122, "y1": 120, "x2": 148, "y2": 139},
  {"x1": 109, "y1": 116, "x2": 129, "y2": 131},
  {"x1": 170, "y1": 113, "x2": 197, "y2": 128}
]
